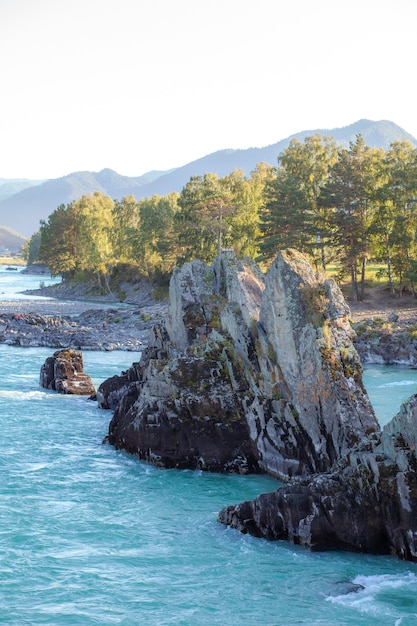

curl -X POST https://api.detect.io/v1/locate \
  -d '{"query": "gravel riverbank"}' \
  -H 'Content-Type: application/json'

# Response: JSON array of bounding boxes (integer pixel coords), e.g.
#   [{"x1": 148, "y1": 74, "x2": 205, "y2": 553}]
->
[{"x1": 0, "y1": 280, "x2": 168, "y2": 351}]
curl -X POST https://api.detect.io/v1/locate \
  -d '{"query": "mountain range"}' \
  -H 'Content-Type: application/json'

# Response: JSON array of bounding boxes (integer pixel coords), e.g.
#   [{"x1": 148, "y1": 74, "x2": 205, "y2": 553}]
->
[{"x1": 1, "y1": 119, "x2": 416, "y2": 240}]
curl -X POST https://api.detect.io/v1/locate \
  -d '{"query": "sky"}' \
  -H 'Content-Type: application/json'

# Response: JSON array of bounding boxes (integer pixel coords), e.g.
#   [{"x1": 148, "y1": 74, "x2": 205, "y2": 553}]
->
[{"x1": 1, "y1": 0, "x2": 416, "y2": 180}]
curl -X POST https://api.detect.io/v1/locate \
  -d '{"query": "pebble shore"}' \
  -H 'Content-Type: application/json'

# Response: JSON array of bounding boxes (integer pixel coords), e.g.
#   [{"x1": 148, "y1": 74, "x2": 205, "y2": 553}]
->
[{"x1": 0, "y1": 282, "x2": 168, "y2": 351}]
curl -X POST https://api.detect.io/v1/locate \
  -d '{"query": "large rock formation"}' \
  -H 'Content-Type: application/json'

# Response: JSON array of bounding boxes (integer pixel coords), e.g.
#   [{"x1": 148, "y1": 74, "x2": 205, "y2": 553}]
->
[
  {"x1": 100, "y1": 250, "x2": 417, "y2": 559},
  {"x1": 102, "y1": 250, "x2": 378, "y2": 477},
  {"x1": 218, "y1": 393, "x2": 417, "y2": 561},
  {"x1": 40, "y1": 349, "x2": 96, "y2": 395}
]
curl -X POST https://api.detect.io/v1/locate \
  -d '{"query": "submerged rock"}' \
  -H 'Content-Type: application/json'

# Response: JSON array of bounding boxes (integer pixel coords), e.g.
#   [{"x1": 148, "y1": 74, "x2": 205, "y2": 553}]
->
[{"x1": 40, "y1": 349, "x2": 96, "y2": 395}]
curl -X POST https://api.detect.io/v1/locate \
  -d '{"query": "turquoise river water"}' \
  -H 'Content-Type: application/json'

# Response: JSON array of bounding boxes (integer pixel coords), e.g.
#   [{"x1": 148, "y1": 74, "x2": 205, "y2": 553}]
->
[{"x1": 1, "y1": 268, "x2": 417, "y2": 625}]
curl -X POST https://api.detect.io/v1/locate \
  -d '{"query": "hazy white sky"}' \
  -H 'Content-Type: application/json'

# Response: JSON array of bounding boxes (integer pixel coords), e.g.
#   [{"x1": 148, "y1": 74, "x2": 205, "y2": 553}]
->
[{"x1": 1, "y1": 0, "x2": 416, "y2": 180}]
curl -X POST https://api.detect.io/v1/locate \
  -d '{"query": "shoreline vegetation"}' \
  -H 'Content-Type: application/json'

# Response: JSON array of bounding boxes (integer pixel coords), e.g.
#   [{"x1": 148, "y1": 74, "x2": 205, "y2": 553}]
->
[{"x1": 1, "y1": 263, "x2": 417, "y2": 359}]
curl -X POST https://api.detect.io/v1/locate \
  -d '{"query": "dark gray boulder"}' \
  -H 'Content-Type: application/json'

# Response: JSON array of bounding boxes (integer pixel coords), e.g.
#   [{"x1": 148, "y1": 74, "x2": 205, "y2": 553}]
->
[
  {"x1": 218, "y1": 394, "x2": 417, "y2": 561},
  {"x1": 40, "y1": 349, "x2": 96, "y2": 395}
]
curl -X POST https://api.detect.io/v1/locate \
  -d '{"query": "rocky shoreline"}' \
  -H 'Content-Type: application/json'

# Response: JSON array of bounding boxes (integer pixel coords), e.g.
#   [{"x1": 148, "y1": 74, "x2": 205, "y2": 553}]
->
[
  {"x1": 4, "y1": 275, "x2": 417, "y2": 363},
  {"x1": 0, "y1": 280, "x2": 168, "y2": 351}
]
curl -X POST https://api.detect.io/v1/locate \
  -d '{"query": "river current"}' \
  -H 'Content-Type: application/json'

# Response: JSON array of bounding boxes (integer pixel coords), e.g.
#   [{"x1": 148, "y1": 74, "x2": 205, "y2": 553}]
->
[{"x1": 1, "y1": 268, "x2": 417, "y2": 625}]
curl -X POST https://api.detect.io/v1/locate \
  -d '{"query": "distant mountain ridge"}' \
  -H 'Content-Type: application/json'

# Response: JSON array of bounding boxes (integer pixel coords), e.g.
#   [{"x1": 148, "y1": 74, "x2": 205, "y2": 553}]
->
[
  {"x1": 0, "y1": 178, "x2": 44, "y2": 203},
  {"x1": 1, "y1": 119, "x2": 416, "y2": 237}
]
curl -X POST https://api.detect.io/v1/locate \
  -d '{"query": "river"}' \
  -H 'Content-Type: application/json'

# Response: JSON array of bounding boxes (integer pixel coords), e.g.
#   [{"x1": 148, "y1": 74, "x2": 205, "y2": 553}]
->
[{"x1": 1, "y1": 267, "x2": 417, "y2": 625}]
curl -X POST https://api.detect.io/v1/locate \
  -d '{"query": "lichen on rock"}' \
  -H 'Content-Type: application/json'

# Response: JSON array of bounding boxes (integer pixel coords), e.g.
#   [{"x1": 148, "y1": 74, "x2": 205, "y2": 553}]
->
[
  {"x1": 96, "y1": 248, "x2": 417, "y2": 561},
  {"x1": 101, "y1": 249, "x2": 376, "y2": 479}
]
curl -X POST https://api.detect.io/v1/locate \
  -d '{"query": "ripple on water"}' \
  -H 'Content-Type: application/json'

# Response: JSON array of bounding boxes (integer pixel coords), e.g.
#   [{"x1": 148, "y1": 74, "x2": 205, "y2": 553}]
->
[{"x1": 1, "y1": 348, "x2": 417, "y2": 625}]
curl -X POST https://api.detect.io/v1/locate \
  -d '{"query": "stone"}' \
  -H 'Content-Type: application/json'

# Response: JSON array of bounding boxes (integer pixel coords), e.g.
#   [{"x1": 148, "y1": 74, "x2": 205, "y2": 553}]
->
[
  {"x1": 96, "y1": 362, "x2": 142, "y2": 410},
  {"x1": 218, "y1": 391, "x2": 417, "y2": 561},
  {"x1": 95, "y1": 249, "x2": 417, "y2": 561},
  {"x1": 103, "y1": 250, "x2": 377, "y2": 477},
  {"x1": 40, "y1": 349, "x2": 96, "y2": 395}
]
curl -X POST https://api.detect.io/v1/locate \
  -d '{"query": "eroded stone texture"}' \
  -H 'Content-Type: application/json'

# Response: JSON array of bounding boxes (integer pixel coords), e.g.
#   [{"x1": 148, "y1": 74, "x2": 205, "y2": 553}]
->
[
  {"x1": 40, "y1": 348, "x2": 96, "y2": 395},
  {"x1": 218, "y1": 392, "x2": 417, "y2": 561},
  {"x1": 253, "y1": 249, "x2": 377, "y2": 475},
  {"x1": 103, "y1": 250, "x2": 377, "y2": 477}
]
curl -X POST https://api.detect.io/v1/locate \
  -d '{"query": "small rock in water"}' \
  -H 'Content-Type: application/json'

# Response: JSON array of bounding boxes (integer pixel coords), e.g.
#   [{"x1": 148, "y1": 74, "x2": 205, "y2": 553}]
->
[
  {"x1": 330, "y1": 579, "x2": 365, "y2": 596},
  {"x1": 40, "y1": 348, "x2": 96, "y2": 395}
]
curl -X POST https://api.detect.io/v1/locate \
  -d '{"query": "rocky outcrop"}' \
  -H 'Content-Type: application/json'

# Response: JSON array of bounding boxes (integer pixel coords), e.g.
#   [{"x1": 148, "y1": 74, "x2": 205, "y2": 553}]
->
[
  {"x1": 97, "y1": 361, "x2": 142, "y2": 410},
  {"x1": 218, "y1": 392, "x2": 417, "y2": 561},
  {"x1": 250, "y1": 251, "x2": 377, "y2": 476},
  {"x1": 100, "y1": 250, "x2": 417, "y2": 560},
  {"x1": 40, "y1": 349, "x2": 96, "y2": 395},
  {"x1": 104, "y1": 250, "x2": 378, "y2": 477}
]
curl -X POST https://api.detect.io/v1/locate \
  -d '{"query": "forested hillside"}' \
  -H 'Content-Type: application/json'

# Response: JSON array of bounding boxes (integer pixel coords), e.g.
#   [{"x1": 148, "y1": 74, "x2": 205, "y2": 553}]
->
[
  {"x1": 2, "y1": 119, "x2": 416, "y2": 237},
  {"x1": 30, "y1": 133, "x2": 417, "y2": 302}
]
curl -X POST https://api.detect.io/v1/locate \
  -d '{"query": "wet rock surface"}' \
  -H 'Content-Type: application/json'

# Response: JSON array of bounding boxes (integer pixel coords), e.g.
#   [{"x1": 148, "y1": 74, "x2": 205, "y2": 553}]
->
[
  {"x1": 218, "y1": 394, "x2": 417, "y2": 561},
  {"x1": 40, "y1": 349, "x2": 96, "y2": 395}
]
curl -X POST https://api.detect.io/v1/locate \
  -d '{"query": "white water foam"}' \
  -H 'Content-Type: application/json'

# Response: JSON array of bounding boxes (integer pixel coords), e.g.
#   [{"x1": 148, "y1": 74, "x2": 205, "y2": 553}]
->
[
  {"x1": 0, "y1": 389, "x2": 50, "y2": 401},
  {"x1": 327, "y1": 572, "x2": 417, "y2": 621}
]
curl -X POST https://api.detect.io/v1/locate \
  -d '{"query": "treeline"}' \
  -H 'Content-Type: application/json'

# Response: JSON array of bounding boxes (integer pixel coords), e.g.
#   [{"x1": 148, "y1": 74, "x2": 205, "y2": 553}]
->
[{"x1": 25, "y1": 133, "x2": 417, "y2": 300}]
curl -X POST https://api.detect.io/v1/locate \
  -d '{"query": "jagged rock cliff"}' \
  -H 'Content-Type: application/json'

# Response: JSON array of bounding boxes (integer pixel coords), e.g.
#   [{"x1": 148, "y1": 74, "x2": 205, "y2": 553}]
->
[{"x1": 102, "y1": 250, "x2": 378, "y2": 478}]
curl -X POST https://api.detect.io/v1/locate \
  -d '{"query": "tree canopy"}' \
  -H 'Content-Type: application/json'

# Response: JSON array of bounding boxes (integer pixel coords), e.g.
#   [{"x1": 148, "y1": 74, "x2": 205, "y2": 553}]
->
[{"x1": 32, "y1": 134, "x2": 417, "y2": 300}]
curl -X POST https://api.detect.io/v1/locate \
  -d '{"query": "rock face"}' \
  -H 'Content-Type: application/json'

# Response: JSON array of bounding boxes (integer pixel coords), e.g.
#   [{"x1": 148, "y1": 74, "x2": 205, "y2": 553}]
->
[
  {"x1": 250, "y1": 251, "x2": 377, "y2": 476},
  {"x1": 101, "y1": 249, "x2": 417, "y2": 560},
  {"x1": 40, "y1": 349, "x2": 96, "y2": 395},
  {"x1": 103, "y1": 250, "x2": 378, "y2": 477},
  {"x1": 219, "y1": 393, "x2": 417, "y2": 561}
]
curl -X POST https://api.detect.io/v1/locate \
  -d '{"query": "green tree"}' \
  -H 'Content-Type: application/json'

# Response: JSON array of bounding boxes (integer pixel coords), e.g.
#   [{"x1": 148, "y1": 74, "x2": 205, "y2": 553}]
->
[
  {"x1": 259, "y1": 167, "x2": 311, "y2": 261},
  {"x1": 39, "y1": 203, "x2": 79, "y2": 278},
  {"x1": 381, "y1": 141, "x2": 417, "y2": 295},
  {"x1": 112, "y1": 195, "x2": 141, "y2": 263},
  {"x1": 227, "y1": 163, "x2": 274, "y2": 259},
  {"x1": 321, "y1": 136, "x2": 383, "y2": 300},
  {"x1": 137, "y1": 193, "x2": 179, "y2": 277},
  {"x1": 259, "y1": 134, "x2": 338, "y2": 267},
  {"x1": 176, "y1": 174, "x2": 232, "y2": 256},
  {"x1": 74, "y1": 192, "x2": 115, "y2": 293},
  {"x1": 279, "y1": 134, "x2": 338, "y2": 268},
  {"x1": 21, "y1": 231, "x2": 41, "y2": 265}
]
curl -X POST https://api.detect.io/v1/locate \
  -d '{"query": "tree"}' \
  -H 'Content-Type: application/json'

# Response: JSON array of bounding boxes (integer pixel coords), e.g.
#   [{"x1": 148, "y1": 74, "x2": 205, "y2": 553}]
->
[
  {"x1": 176, "y1": 172, "x2": 240, "y2": 292},
  {"x1": 74, "y1": 192, "x2": 115, "y2": 293},
  {"x1": 137, "y1": 193, "x2": 179, "y2": 277},
  {"x1": 112, "y1": 195, "x2": 140, "y2": 263},
  {"x1": 259, "y1": 167, "x2": 311, "y2": 261},
  {"x1": 379, "y1": 141, "x2": 417, "y2": 295},
  {"x1": 39, "y1": 203, "x2": 79, "y2": 278},
  {"x1": 321, "y1": 136, "x2": 383, "y2": 300},
  {"x1": 21, "y1": 231, "x2": 41, "y2": 265},
  {"x1": 227, "y1": 163, "x2": 274, "y2": 259},
  {"x1": 259, "y1": 134, "x2": 338, "y2": 267}
]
